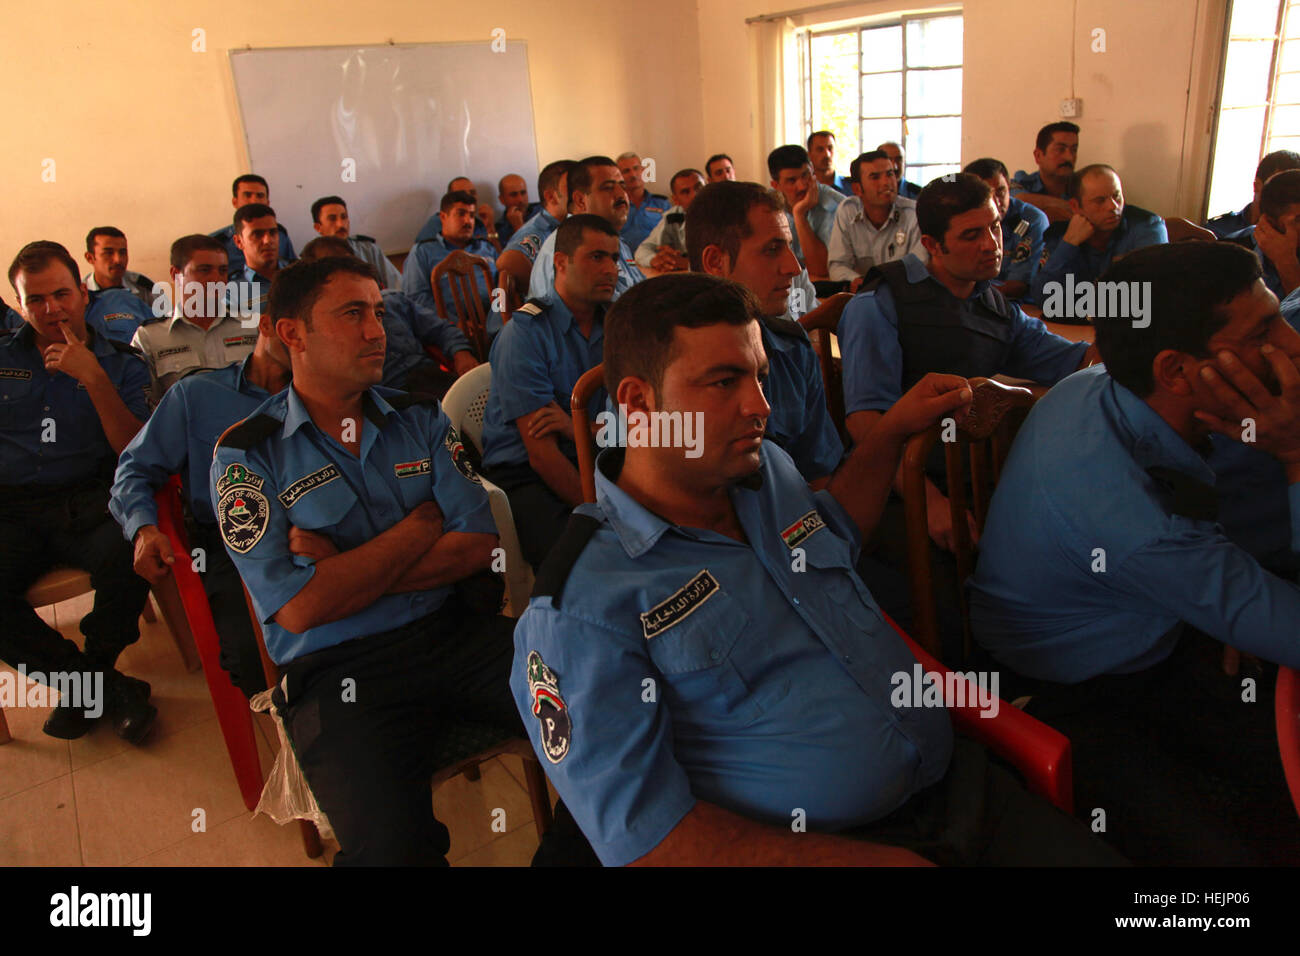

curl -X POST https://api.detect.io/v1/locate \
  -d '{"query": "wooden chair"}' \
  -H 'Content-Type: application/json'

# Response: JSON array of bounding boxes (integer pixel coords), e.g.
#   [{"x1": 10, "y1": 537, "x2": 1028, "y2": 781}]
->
[
  {"x1": 899, "y1": 377, "x2": 1036, "y2": 660},
  {"x1": 571, "y1": 364, "x2": 607, "y2": 504},
  {"x1": 1165, "y1": 217, "x2": 1218, "y2": 243},
  {"x1": 797, "y1": 292, "x2": 854, "y2": 435},
  {"x1": 497, "y1": 270, "x2": 523, "y2": 322},
  {"x1": 432, "y1": 250, "x2": 495, "y2": 362}
]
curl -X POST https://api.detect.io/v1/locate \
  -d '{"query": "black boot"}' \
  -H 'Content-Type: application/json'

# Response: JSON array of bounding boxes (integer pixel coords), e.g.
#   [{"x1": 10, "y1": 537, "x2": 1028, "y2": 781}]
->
[{"x1": 104, "y1": 671, "x2": 157, "y2": 745}]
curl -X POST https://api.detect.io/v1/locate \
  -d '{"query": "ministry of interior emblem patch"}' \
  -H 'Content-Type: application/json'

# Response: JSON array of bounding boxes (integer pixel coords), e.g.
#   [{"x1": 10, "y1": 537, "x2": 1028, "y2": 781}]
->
[
  {"x1": 444, "y1": 425, "x2": 481, "y2": 484},
  {"x1": 216, "y1": 462, "x2": 270, "y2": 554},
  {"x1": 526, "y1": 651, "x2": 571, "y2": 764}
]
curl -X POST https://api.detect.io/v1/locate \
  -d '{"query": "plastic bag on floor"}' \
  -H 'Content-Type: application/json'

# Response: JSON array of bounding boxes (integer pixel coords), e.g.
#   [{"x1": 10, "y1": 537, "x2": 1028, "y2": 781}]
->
[{"x1": 249, "y1": 687, "x2": 335, "y2": 842}]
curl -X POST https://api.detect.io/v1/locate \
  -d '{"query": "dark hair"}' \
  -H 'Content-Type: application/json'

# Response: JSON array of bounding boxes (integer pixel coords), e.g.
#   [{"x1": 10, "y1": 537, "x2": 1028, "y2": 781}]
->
[
  {"x1": 170, "y1": 234, "x2": 228, "y2": 271},
  {"x1": 685, "y1": 181, "x2": 785, "y2": 272},
  {"x1": 232, "y1": 174, "x2": 268, "y2": 197},
  {"x1": 567, "y1": 156, "x2": 619, "y2": 200},
  {"x1": 852, "y1": 150, "x2": 891, "y2": 186},
  {"x1": 1035, "y1": 121, "x2": 1080, "y2": 153},
  {"x1": 670, "y1": 168, "x2": 705, "y2": 193},
  {"x1": 311, "y1": 195, "x2": 346, "y2": 223},
  {"x1": 85, "y1": 226, "x2": 125, "y2": 253},
  {"x1": 1094, "y1": 241, "x2": 1260, "y2": 397},
  {"x1": 268, "y1": 256, "x2": 380, "y2": 329},
  {"x1": 440, "y1": 190, "x2": 477, "y2": 213},
  {"x1": 963, "y1": 157, "x2": 1010, "y2": 182},
  {"x1": 1068, "y1": 163, "x2": 1118, "y2": 201},
  {"x1": 299, "y1": 236, "x2": 356, "y2": 261},
  {"x1": 916, "y1": 174, "x2": 993, "y2": 241},
  {"x1": 539, "y1": 159, "x2": 575, "y2": 200},
  {"x1": 767, "y1": 145, "x2": 810, "y2": 180},
  {"x1": 1260, "y1": 168, "x2": 1300, "y2": 221},
  {"x1": 1257, "y1": 150, "x2": 1300, "y2": 183},
  {"x1": 604, "y1": 273, "x2": 762, "y2": 397},
  {"x1": 705, "y1": 154, "x2": 733, "y2": 177},
  {"x1": 8, "y1": 240, "x2": 82, "y2": 291},
  {"x1": 233, "y1": 203, "x2": 277, "y2": 231},
  {"x1": 807, "y1": 130, "x2": 835, "y2": 149},
  {"x1": 554, "y1": 213, "x2": 619, "y2": 260}
]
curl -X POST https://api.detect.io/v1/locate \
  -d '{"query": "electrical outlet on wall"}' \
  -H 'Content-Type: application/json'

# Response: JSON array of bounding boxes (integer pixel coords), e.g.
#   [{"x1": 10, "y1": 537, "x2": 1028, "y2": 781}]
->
[{"x1": 1060, "y1": 98, "x2": 1082, "y2": 118}]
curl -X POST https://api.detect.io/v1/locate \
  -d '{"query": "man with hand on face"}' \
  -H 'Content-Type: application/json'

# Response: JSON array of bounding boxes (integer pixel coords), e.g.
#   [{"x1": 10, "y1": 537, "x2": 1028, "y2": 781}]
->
[
  {"x1": 635, "y1": 168, "x2": 706, "y2": 276},
  {"x1": 110, "y1": 291, "x2": 292, "y2": 698},
  {"x1": 210, "y1": 256, "x2": 517, "y2": 866},
  {"x1": 211, "y1": 175, "x2": 296, "y2": 273},
  {"x1": 527, "y1": 156, "x2": 644, "y2": 303},
  {"x1": 233, "y1": 203, "x2": 291, "y2": 323},
  {"x1": 310, "y1": 196, "x2": 402, "y2": 290},
  {"x1": 1225, "y1": 168, "x2": 1300, "y2": 299},
  {"x1": 705, "y1": 153, "x2": 737, "y2": 182},
  {"x1": 0, "y1": 242, "x2": 155, "y2": 743},
  {"x1": 509, "y1": 273, "x2": 1123, "y2": 867},
  {"x1": 878, "y1": 142, "x2": 922, "y2": 200},
  {"x1": 828, "y1": 150, "x2": 925, "y2": 291},
  {"x1": 1011, "y1": 122, "x2": 1079, "y2": 225},
  {"x1": 1029, "y1": 164, "x2": 1167, "y2": 309},
  {"x1": 1206, "y1": 149, "x2": 1300, "y2": 238},
  {"x1": 969, "y1": 241, "x2": 1300, "y2": 865},
  {"x1": 481, "y1": 215, "x2": 620, "y2": 571},
  {"x1": 496, "y1": 173, "x2": 540, "y2": 248},
  {"x1": 497, "y1": 160, "x2": 575, "y2": 294},
  {"x1": 768, "y1": 144, "x2": 846, "y2": 280},
  {"x1": 964, "y1": 157, "x2": 1049, "y2": 301},
  {"x1": 82, "y1": 227, "x2": 157, "y2": 312},
  {"x1": 808, "y1": 130, "x2": 853, "y2": 196}
]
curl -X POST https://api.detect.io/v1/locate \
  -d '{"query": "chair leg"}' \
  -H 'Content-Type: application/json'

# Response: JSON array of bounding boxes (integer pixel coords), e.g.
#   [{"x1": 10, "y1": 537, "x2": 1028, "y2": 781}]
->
[
  {"x1": 0, "y1": 707, "x2": 11, "y2": 745},
  {"x1": 520, "y1": 757, "x2": 554, "y2": 836},
  {"x1": 150, "y1": 581, "x2": 202, "y2": 672},
  {"x1": 299, "y1": 820, "x2": 323, "y2": 859}
]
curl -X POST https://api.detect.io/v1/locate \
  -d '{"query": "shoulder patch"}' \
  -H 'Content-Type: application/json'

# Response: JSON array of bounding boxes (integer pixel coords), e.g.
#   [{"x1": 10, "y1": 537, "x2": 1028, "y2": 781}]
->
[
  {"x1": 641, "y1": 570, "x2": 720, "y2": 640},
  {"x1": 216, "y1": 413, "x2": 281, "y2": 451},
  {"x1": 781, "y1": 510, "x2": 826, "y2": 549},
  {"x1": 525, "y1": 651, "x2": 571, "y2": 763},
  {"x1": 531, "y1": 513, "x2": 602, "y2": 608},
  {"x1": 516, "y1": 298, "x2": 546, "y2": 317},
  {"x1": 444, "y1": 424, "x2": 481, "y2": 484},
  {"x1": 1012, "y1": 238, "x2": 1032, "y2": 263},
  {"x1": 215, "y1": 464, "x2": 271, "y2": 554}
]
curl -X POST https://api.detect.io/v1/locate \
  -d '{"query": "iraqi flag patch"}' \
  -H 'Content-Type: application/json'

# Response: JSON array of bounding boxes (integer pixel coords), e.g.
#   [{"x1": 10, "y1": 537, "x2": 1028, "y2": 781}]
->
[
  {"x1": 394, "y1": 458, "x2": 432, "y2": 478},
  {"x1": 781, "y1": 510, "x2": 825, "y2": 549}
]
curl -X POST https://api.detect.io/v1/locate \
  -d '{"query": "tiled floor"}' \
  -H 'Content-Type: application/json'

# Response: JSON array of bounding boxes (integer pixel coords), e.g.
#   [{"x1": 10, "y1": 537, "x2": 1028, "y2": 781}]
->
[{"x1": 0, "y1": 593, "x2": 548, "y2": 866}]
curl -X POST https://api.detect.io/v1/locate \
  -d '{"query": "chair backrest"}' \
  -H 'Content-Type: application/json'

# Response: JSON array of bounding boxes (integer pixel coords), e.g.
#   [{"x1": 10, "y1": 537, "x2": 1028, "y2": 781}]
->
[
  {"x1": 899, "y1": 377, "x2": 1036, "y2": 659},
  {"x1": 1165, "y1": 217, "x2": 1218, "y2": 243},
  {"x1": 432, "y1": 251, "x2": 494, "y2": 361},
  {"x1": 497, "y1": 269, "x2": 523, "y2": 321},
  {"x1": 798, "y1": 292, "x2": 853, "y2": 434},
  {"x1": 441, "y1": 362, "x2": 493, "y2": 452},
  {"x1": 570, "y1": 364, "x2": 606, "y2": 504},
  {"x1": 1277, "y1": 666, "x2": 1300, "y2": 818}
]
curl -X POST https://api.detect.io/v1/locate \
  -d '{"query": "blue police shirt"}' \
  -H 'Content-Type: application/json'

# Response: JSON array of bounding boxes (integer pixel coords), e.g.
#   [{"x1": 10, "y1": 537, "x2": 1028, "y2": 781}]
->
[
  {"x1": 526, "y1": 231, "x2": 644, "y2": 303},
  {"x1": 898, "y1": 179, "x2": 923, "y2": 200},
  {"x1": 1029, "y1": 205, "x2": 1168, "y2": 304},
  {"x1": 503, "y1": 209, "x2": 560, "y2": 265},
  {"x1": 760, "y1": 319, "x2": 844, "y2": 480},
  {"x1": 827, "y1": 173, "x2": 855, "y2": 197},
  {"x1": 497, "y1": 201, "x2": 544, "y2": 247},
  {"x1": 413, "y1": 214, "x2": 490, "y2": 244},
  {"x1": 969, "y1": 365, "x2": 1300, "y2": 682},
  {"x1": 785, "y1": 183, "x2": 847, "y2": 264},
  {"x1": 2, "y1": 298, "x2": 21, "y2": 331},
  {"x1": 480, "y1": 296, "x2": 604, "y2": 470},
  {"x1": 999, "y1": 197, "x2": 1050, "y2": 288},
  {"x1": 0, "y1": 322, "x2": 150, "y2": 486},
  {"x1": 85, "y1": 288, "x2": 156, "y2": 345},
  {"x1": 511, "y1": 442, "x2": 953, "y2": 866},
  {"x1": 400, "y1": 235, "x2": 500, "y2": 333},
  {"x1": 210, "y1": 386, "x2": 497, "y2": 665},
  {"x1": 110, "y1": 355, "x2": 281, "y2": 539},
  {"x1": 240, "y1": 263, "x2": 289, "y2": 322},
  {"x1": 211, "y1": 223, "x2": 295, "y2": 276},
  {"x1": 1224, "y1": 226, "x2": 1286, "y2": 298},
  {"x1": 1205, "y1": 204, "x2": 1252, "y2": 239},
  {"x1": 621, "y1": 192, "x2": 671, "y2": 252},
  {"x1": 838, "y1": 253, "x2": 1088, "y2": 415},
  {"x1": 379, "y1": 289, "x2": 473, "y2": 388},
  {"x1": 1011, "y1": 170, "x2": 1067, "y2": 199}
]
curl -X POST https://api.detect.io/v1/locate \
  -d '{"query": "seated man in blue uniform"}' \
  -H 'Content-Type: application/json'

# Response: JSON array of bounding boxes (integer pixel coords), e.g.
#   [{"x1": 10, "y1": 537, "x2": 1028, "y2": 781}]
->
[
  {"x1": 969, "y1": 241, "x2": 1300, "y2": 865},
  {"x1": 705, "y1": 153, "x2": 736, "y2": 182},
  {"x1": 481, "y1": 215, "x2": 619, "y2": 570},
  {"x1": 82, "y1": 226, "x2": 157, "y2": 312},
  {"x1": 496, "y1": 173, "x2": 540, "y2": 248},
  {"x1": 1223, "y1": 167, "x2": 1300, "y2": 299},
  {"x1": 808, "y1": 130, "x2": 853, "y2": 196},
  {"x1": 768, "y1": 144, "x2": 846, "y2": 279},
  {"x1": 412, "y1": 176, "x2": 495, "y2": 247},
  {"x1": 211, "y1": 174, "x2": 296, "y2": 274},
  {"x1": 964, "y1": 157, "x2": 1048, "y2": 301},
  {"x1": 1028, "y1": 163, "x2": 1168, "y2": 310},
  {"x1": 878, "y1": 141, "x2": 922, "y2": 200},
  {"x1": 687, "y1": 180, "x2": 844, "y2": 483},
  {"x1": 527, "y1": 156, "x2": 644, "y2": 303},
  {"x1": 232, "y1": 203, "x2": 290, "y2": 322},
  {"x1": 401, "y1": 190, "x2": 499, "y2": 339},
  {"x1": 497, "y1": 159, "x2": 574, "y2": 294},
  {"x1": 1205, "y1": 148, "x2": 1300, "y2": 238},
  {"x1": 111, "y1": 295, "x2": 291, "y2": 698},
  {"x1": 301, "y1": 236, "x2": 477, "y2": 395},
  {"x1": 1010, "y1": 121, "x2": 1079, "y2": 224},
  {"x1": 616, "y1": 152, "x2": 671, "y2": 252},
  {"x1": 510, "y1": 273, "x2": 1122, "y2": 867},
  {"x1": 1, "y1": 241, "x2": 156, "y2": 743},
  {"x1": 85, "y1": 287, "x2": 155, "y2": 347},
  {"x1": 210, "y1": 256, "x2": 517, "y2": 866},
  {"x1": 309, "y1": 196, "x2": 402, "y2": 290}
]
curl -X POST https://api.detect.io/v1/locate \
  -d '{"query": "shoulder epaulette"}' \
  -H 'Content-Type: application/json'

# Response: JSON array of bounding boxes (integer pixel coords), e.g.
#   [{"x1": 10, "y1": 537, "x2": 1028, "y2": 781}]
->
[
  {"x1": 531, "y1": 513, "x2": 602, "y2": 609},
  {"x1": 516, "y1": 298, "x2": 547, "y2": 317},
  {"x1": 215, "y1": 413, "x2": 281, "y2": 451},
  {"x1": 858, "y1": 258, "x2": 909, "y2": 296},
  {"x1": 761, "y1": 313, "x2": 809, "y2": 344},
  {"x1": 354, "y1": 234, "x2": 376, "y2": 244},
  {"x1": 666, "y1": 212, "x2": 685, "y2": 225},
  {"x1": 106, "y1": 338, "x2": 143, "y2": 357},
  {"x1": 385, "y1": 390, "x2": 440, "y2": 410}
]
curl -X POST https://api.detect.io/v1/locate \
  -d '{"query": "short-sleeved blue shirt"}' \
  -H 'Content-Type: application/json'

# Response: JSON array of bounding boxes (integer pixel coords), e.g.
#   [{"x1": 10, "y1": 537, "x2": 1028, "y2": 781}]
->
[
  {"x1": 999, "y1": 197, "x2": 1050, "y2": 288},
  {"x1": 511, "y1": 442, "x2": 953, "y2": 865},
  {"x1": 211, "y1": 223, "x2": 295, "y2": 276},
  {"x1": 1010, "y1": 169, "x2": 1067, "y2": 199},
  {"x1": 379, "y1": 289, "x2": 472, "y2": 387},
  {"x1": 526, "y1": 231, "x2": 644, "y2": 303},
  {"x1": 1029, "y1": 206, "x2": 1168, "y2": 304},
  {"x1": 1205, "y1": 204, "x2": 1252, "y2": 239},
  {"x1": 760, "y1": 319, "x2": 844, "y2": 480},
  {"x1": 784, "y1": 183, "x2": 847, "y2": 263},
  {"x1": 210, "y1": 385, "x2": 497, "y2": 664},
  {"x1": 503, "y1": 209, "x2": 560, "y2": 265},
  {"x1": 621, "y1": 192, "x2": 671, "y2": 252},
  {"x1": 400, "y1": 235, "x2": 500, "y2": 334},
  {"x1": 86, "y1": 288, "x2": 156, "y2": 345}
]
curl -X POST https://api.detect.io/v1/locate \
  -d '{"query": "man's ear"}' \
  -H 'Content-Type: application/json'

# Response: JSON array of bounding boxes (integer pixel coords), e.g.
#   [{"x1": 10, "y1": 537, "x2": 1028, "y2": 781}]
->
[
  {"x1": 616, "y1": 374, "x2": 656, "y2": 417},
  {"x1": 1153, "y1": 348, "x2": 1196, "y2": 396},
  {"x1": 170, "y1": 266, "x2": 182, "y2": 282},
  {"x1": 276, "y1": 316, "x2": 306, "y2": 353},
  {"x1": 571, "y1": 191, "x2": 588, "y2": 213},
  {"x1": 1068, "y1": 198, "x2": 1083, "y2": 216},
  {"x1": 233, "y1": 231, "x2": 246, "y2": 252},
  {"x1": 231, "y1": 195, "x2": 239, "y2": 209},
  {"x1": 699, "y1": 244, "x2": 729, "y2": 278},
  {"x1": 258, "y1": 312, "x2": 276, "y2": 338},
  {"x1": 920, "y1": 234, "x2": 943, "y2": 259},
  {"x1": 313, "y1": 221, "x2": 324, "y2": 235}
]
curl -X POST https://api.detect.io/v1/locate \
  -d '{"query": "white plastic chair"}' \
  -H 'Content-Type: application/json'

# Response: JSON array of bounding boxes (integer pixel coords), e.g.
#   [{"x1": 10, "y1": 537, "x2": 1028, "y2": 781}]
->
[{"x1": 441, "y1": 364, "x2": 535, "y2": 618}]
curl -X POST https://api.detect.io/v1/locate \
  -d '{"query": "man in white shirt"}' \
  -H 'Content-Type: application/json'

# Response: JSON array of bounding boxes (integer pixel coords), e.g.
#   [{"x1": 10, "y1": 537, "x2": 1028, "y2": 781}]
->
[{"x1": 828, "y1": 150, "x2": 925, "y2": 291}]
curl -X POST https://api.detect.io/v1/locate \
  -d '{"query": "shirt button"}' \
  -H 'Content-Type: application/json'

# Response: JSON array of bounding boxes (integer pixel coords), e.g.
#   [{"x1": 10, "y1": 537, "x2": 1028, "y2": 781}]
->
[
  {"x1": 709, "y1": 649, "x2": 720, "y2": 662},
  {"x1": 791, "y1": 597, "x2": 801, "y2": 606},
  {"x1": 843, "y1": 655, "x2": 852, "y2": 664}
]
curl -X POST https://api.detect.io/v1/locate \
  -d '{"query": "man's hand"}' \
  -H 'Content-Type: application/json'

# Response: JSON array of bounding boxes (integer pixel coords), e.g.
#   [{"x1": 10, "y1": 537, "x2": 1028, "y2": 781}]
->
[
  {"x1": 925, "y1": 481, "x2": 980, "y2": 553},
  {"x1": 288, "y1": 527, "x2": 341, "y2": 563},
  {"x1": 506, "y1": 206, "x2": 526, "y2": 231},
  {"x1": 477, "y1": 204, "x2": 496, "y2": 231},
  {"x1": 650, "y1": 247, "x2": 688, "y2": 273},
  {"x1": 133, "y1": 525, "x2": 175, "y2": 585},
  {"x1": 1194, "y1": 345, "x2": 1300, "y2": 466},
  {"x1": 1254, "y1": 215, "x2": 1299, "y2": 271},
  {"x1": 876, "y1": 373, "x2": 973, "y2": 442},
  {"x1": 43, "y1": 323, "x2": 105, "y2": 386},
  {"x1": 791, "y1": 179, "x2": 817, "y2": 220},
  {"x1": 453, "y1": 350, "x2": 479, "y2": 377},
  {"x1": 849, "y1": 275, "x2": 866, "y2": 294},
  {"x1": 528, "y1": 401, "x2": 575, "y2": 441},
  {"x1": 1062, "y1": 213, "x2": 1095, "y2": 246}
]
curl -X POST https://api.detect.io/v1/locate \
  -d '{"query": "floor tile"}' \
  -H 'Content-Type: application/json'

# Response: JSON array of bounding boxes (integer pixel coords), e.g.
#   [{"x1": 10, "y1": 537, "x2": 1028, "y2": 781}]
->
[
  {"x1": 0, "y1": 774, "x2": 82, "y2": 866},
  {"x1": 129, "y1": 805, "x2": 331, "y2": 867},
  {"x1": 0, "y1": 664, "x2": 73, "y2": 799},
  {"x1": 435, "y1": 757, "x2": 536, "y2": 861},
  {"x1": 454, "y1": 822, "x2": 538, "y2": 867}
]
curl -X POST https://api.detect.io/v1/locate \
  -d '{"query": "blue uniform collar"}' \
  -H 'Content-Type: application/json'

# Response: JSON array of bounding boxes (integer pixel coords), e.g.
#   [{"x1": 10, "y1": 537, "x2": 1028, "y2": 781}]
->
[
  {"x1": 242, "y1": 263, "x2": 284, "y2": 284},
  {"x1": 901, "y1": 252, "x2": 994, "y2": 299},
  {"x1": 281, "y1": 384, "x2": 396, "y2": 442},
  {"x1": 1107, "y1": 376, "x2": 1216, "y2": 485},
  {"x1": 542, "y1": 294, "x2": 605, "y2": 338}
]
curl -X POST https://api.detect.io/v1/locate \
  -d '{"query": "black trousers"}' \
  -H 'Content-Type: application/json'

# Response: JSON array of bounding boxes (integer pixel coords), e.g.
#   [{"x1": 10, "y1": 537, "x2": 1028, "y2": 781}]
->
[
  {"x1": 271, "y1": 599, "x2": 521, "y2": 866},
  {"x1": 1020, "y1": 629, "x2": 1300, "y2": 866},
  {"x1": 189, "y1": 521, "x2": 268, "y2": 698},
  {"x1": 0, "y1": 478, "x2": 150, "y2": 680},
  {"x1": 847, "y1": 737, "x2": 1127, "y2": 866},
  {"x1": 483, "y1": 461, "x2": 572, "y2": 572}
]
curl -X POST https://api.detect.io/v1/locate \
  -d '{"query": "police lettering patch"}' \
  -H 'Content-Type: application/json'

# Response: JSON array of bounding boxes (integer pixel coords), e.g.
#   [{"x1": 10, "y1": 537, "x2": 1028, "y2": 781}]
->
[
  {"x1": 394, "y1": 458, "x2": 431, "y2": 478},
  {"x1": 526, "y1": 651, "x2": 570, "y2": 764},
  {"x1": 216, "y1": 465, "x2": 270, "y2": 554},
  {"x1": 781, "y1": 510, "x2": 826, "y2": 549},
  {"x1": 444, "y1": 425, "x2": 481, "y2": 484},
  {"x1": 1012, "y1": 239, "x2": 1032, "y2": 263},
  {"x1": 0, "y1": 368, "x2": 32, "y2": 380},
  {"x1": 640, "y1": 570, "x2": 719, "y2": 640},
  {"x1": 101, "y1": 311, "x2": 133, "y2": 324},
  {"x1": 224, "y1": 335, "x2": 257, "y2": 348},
  {"x1": 278, "y1": 464, "x2": 340, "y2": 508},
  {"x1": 156, "y1": 346, "x2": 192, "y2": 359}
]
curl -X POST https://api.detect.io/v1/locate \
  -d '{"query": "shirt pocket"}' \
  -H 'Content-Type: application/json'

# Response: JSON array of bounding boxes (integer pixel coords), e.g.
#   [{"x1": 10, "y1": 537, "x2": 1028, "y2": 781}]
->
[
  {"x1": 797, "y1": 524, "x2": 882, "y2": 635},
  {"x1": 277, "y1": 473, "x2": 355, "y2": 536}
]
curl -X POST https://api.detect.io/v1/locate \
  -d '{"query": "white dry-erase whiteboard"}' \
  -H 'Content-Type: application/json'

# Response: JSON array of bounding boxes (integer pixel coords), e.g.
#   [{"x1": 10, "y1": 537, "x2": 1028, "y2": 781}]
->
[{"x1": 229, "y1": 41, "x2": 539, "y2": 254}]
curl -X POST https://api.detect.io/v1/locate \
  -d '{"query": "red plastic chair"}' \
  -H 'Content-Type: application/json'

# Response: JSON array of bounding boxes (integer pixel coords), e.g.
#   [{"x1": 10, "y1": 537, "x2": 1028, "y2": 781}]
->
[
  {"x1": 154, "y1": 477, "x2": 264, "y2": 811},
  {"x1": 1277, "y1": 666, "x2": 1300, "y2": 818}
]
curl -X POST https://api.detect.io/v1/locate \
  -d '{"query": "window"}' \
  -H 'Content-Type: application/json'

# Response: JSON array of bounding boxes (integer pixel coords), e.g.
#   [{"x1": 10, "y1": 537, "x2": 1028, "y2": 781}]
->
[
  {"x1": 1206, "y1": 0, "x2": 1300, "y2": 218},
  {"x1": 801, "y1": 12, "x2": 963, "y2": 188}
]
